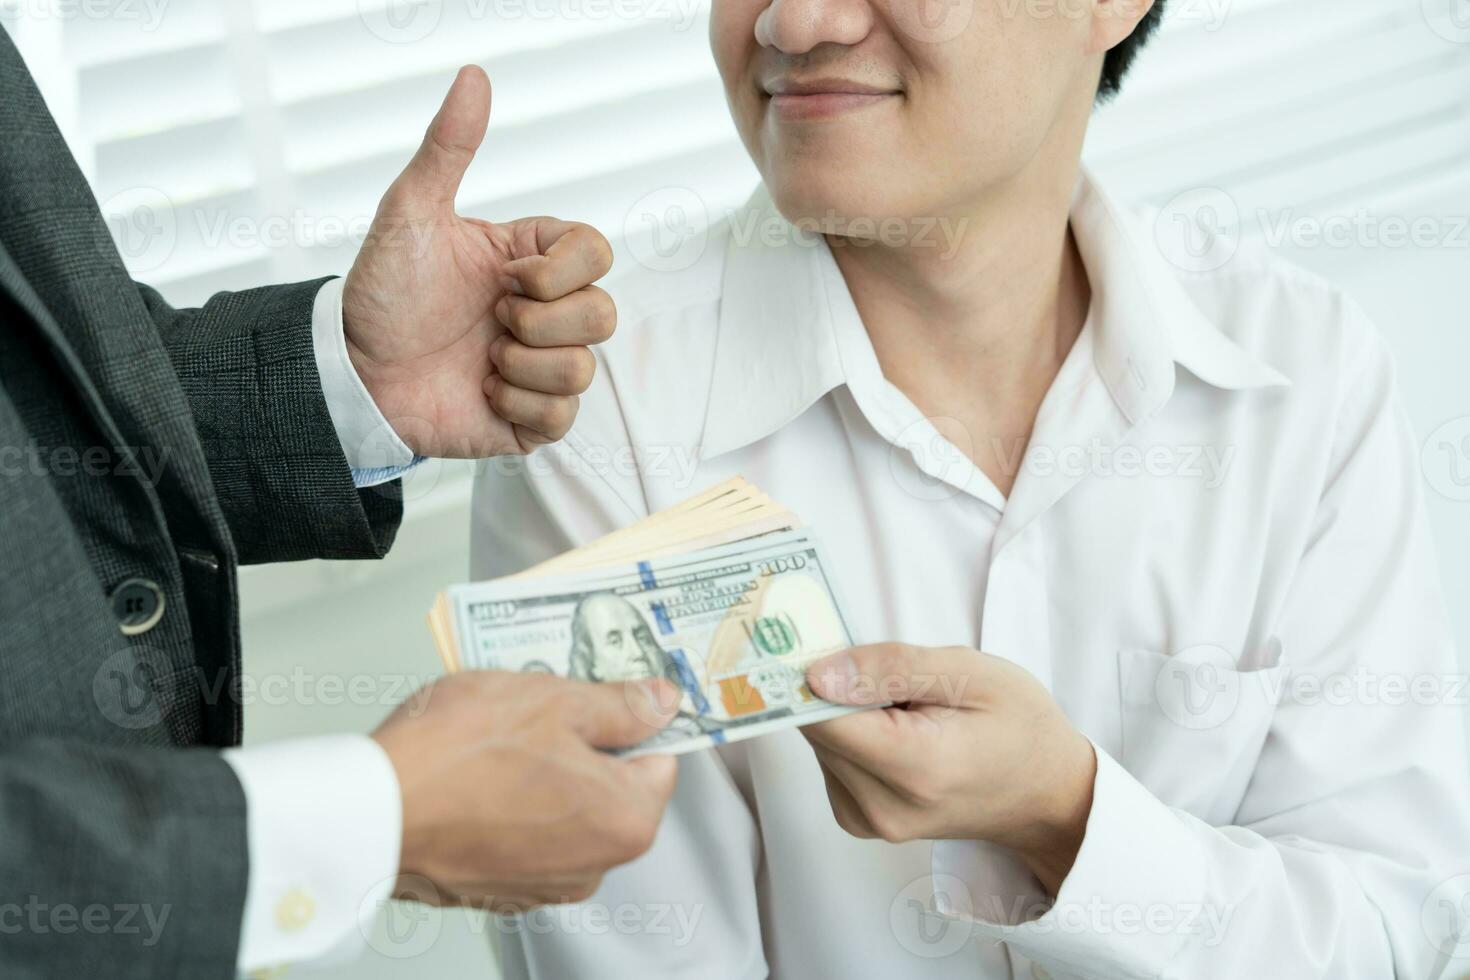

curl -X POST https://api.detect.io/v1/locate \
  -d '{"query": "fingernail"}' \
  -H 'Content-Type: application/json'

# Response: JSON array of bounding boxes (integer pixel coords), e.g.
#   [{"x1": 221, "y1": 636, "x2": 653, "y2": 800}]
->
[
  {"x1": 807, "y1": 652, "x2": 857, "y2": 702},
  {"x1": 651, "y1": 677, "x2": 682, "y2": 711},
  {"x1": 634, "y1": 678, "x2": 678, "y2": 722},
  {"x1": 504, "y1": 276, "x2": 524, "y2": 295},
  {"x1": 494, "y1": 296, "x2": 510, "y2": 323}
]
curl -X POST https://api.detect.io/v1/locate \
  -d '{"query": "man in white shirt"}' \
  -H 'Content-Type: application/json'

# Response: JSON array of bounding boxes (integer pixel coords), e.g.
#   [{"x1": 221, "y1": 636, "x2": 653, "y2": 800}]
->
[{"x1": 471, "y1": 0, "x2": 1470, "y2": 976}]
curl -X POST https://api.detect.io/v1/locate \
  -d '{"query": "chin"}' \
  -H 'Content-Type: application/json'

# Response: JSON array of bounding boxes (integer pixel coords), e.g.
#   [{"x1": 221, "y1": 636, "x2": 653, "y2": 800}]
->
[
  {"x1": 763, "y1": 161, "x2": 863, "y2": 221},
  {"x1": 752, "y1": 124, "x2": 894, "y2": 221},
  {"x1": 764, "y1": 165, "x2": 926, "y2": 237}
]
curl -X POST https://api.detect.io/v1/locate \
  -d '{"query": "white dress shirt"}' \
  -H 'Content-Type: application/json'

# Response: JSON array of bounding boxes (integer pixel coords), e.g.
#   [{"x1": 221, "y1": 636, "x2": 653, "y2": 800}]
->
[
  {"x1": 222, "y1": 276, "x2": 412, "y2": 975},
  {"x1": 470, "y1": 171, "x2": 1470, "y2": 979}
]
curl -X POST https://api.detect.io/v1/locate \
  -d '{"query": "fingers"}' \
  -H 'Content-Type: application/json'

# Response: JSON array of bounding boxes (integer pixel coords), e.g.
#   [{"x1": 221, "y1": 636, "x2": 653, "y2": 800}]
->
[
  {"x1": 816, "y1": 758, "x2": 875, "y2": 839},
  {"x1": 551, "y1": 754, "x2": 673, "y2": 883},
  {"x1": 570, "y1": 678, "x2": 680, "y2": 750},
  {"x1": 502, "y1": 222, "x2": 614, "y2": 302},
  {"x1": 484, "y1": 378, "x2": 578, "y2": 445},
  {"x1": 806, "y1": 643, "x2": 985, "y2": 707},
  {"x1": 814, "y1": 748, "x2": 926, "y2": 844},
  {"x1": 621, "y1": 754, "x2": 678, "y2": 811},
  {"x1": 801, "y1": 708, "x2": 907, "y2": 775},
  {"x1": 487, "y1": 285, "x2": 612, "y2": 450},
  {"x1": 496, "y1": 285, "x2": 615, "y2": 349},
  {"x1": 490, "y1": 339, "x2": 595, "y2": 395},
  {"x1": 487, "y1": 228, "x2": 615, "y2": 452},
  {"x1": 395, "y1": 65, "x2": 491, "y2": 208},
  {"x1": 592, "y1": 753, "x2": 676, "y2": 871}
]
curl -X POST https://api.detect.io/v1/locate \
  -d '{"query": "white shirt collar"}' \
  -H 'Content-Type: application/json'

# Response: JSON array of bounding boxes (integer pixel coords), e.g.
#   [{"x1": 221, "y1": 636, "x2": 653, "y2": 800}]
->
[{"x1": 700, "y1": 169, "x2": 1290, "y2": 460}]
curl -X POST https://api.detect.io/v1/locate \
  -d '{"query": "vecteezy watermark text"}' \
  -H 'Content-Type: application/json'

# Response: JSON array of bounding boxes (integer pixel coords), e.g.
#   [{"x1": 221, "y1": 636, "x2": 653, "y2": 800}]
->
[
  {"x1": 93, "y1": 653, "x2": 440, "y2": 731},
  {"x1": 1, "y1": 0, "x2": 169, "y2": 31},
  {"x1": 0, "y1": 898, "x2": 170, "y2": 946},
  {"x1": 358, "y1": 0, "x2": 705, "y2": 45},
  {"x1": 0, "y1": 443, "x2": 168, "y2": 488}
]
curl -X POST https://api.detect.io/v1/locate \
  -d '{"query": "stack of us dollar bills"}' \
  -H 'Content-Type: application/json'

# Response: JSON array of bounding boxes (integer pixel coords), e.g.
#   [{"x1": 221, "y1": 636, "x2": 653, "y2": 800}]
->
[{"x1": 427, "y1": 477, "x2": 864, "y2": 755}]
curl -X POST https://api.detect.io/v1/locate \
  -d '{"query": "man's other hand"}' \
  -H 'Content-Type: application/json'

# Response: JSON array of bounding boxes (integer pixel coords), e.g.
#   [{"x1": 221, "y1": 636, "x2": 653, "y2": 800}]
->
[
  {"x1": 371, "y1": 671, "x2": 679, "y2": 910},
  {"x1": 343, "y1": 65, "x2": 616, "y2": 457}
]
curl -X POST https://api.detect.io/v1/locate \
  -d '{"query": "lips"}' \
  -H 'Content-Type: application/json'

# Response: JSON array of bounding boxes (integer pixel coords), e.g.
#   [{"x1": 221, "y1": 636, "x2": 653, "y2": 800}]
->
[
  {"x1": 764, "y1": 76, "x2": 899, "y2": 97},
  {"x1": 762, "y1": 76, "x2": 902, "y2": 121}
]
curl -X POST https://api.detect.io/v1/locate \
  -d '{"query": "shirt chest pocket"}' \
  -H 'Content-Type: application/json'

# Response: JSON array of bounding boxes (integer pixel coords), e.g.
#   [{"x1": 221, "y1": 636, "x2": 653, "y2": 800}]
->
[{"x1": 1116, "y1": 644, "x2": 1289, "y2": 826}]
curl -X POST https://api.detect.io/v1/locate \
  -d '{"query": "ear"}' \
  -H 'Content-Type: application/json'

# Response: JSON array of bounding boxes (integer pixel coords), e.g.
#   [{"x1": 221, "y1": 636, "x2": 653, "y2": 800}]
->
[{"x1": 1086, "y1": 0, "x2": 1160, "y2": 55}]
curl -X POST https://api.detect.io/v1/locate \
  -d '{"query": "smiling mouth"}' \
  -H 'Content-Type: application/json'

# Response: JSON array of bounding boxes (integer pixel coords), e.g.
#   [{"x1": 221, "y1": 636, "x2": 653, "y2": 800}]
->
[{"x1": 762, "y1": 78, "x2": 902, "y2": 121}]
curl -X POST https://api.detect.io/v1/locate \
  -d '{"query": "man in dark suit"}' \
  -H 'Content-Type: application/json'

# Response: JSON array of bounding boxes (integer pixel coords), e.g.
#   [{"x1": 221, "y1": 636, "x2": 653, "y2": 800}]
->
[{"x1": 0, "y1": 33, "x2": 679, "y2": 978}]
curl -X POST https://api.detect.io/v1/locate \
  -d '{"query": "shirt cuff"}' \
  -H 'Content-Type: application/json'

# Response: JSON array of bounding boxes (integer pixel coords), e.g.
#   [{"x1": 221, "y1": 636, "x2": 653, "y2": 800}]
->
[
  {"x1": 930, "y1": 743, "x2": 1208, "y2": 980},
  {"x1": 312, "y1": 277, "x2": 418, "y2": 480},
  {"x1": 223, "y1": 735, "x2": 402, "y2": 974}
]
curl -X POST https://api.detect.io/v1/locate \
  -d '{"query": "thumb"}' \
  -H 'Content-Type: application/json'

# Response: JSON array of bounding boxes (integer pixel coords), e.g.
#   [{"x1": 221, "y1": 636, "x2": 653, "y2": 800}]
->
[
  {"x1": 397, "y1": 64, "x2": 490, "y2": 207},
  {"x1": 806, "y1": 643, "x2": 979, "y2": 707},
  {"x1": 573, "y1": 678, "x2": 680, "y2": 750}
]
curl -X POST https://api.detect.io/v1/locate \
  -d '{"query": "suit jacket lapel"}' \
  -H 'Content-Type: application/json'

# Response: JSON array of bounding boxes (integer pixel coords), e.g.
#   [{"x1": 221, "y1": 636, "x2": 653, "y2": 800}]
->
[{"x1": 0, "y1": 234, "x2": 135, "y2": 455}]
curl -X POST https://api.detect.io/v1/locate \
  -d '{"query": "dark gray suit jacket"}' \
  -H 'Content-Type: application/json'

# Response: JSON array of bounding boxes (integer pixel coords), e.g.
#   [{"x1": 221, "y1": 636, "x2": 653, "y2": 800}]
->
[{"x1": 0, "y1": 31, "x2": 403, "y2": 978}]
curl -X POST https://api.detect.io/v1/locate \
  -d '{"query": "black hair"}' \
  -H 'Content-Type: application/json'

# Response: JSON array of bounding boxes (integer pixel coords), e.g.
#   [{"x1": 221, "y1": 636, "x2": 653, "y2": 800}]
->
[{"x1": 1098, "y1": 1, "x2": 1167, "y2": 101}]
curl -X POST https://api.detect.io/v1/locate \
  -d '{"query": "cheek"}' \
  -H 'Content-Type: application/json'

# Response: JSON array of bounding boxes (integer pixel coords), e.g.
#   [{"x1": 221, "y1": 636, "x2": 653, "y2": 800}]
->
[
  {"x1": 711, "y1": 4, "x2": 773, "y2": 176},
  {"x1": 903, "y1": 8, "x2": 1086, "y2": 178},
  {"x1": 709, "y1": 0, "x2": 761, "y2": 112}
]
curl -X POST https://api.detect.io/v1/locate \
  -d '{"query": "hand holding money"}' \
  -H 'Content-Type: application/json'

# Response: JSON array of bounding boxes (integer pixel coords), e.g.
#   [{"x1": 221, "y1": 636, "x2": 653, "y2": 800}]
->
[
  {"x1": 370, "y1": 670, "x2": 679, "y2": 909},
  {"x1": 429, "y1": 478, "x2": 872, "y2": 755},
  {"x1": 801, "y1": 644, "x2": 1097, "y2": 896}
]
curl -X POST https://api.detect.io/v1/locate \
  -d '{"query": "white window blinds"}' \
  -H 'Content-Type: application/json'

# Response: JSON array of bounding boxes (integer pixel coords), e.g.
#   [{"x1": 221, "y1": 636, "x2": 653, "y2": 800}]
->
[{"x1": 4, "y1": 0, "x2": 1465, "y2": 306}]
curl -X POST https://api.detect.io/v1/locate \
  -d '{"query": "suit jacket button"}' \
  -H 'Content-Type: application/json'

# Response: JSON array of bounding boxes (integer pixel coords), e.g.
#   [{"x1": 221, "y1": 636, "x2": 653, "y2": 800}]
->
[{"x1": 112, "y1": 578, "x2": 166, "y2": 636}]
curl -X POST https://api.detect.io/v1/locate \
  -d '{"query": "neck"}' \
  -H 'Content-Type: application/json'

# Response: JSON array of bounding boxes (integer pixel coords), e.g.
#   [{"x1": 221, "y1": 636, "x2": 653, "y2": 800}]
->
[
  {"x1": 826, "y1": 155, "x2": 1092, "y2": 494},
  {"x1": 831, "y1": 155, "x2": 1089, "y2": 398}
]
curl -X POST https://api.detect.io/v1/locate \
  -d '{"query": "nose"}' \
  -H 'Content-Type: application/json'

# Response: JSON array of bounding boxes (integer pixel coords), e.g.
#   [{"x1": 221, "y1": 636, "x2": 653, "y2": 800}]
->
[{"x1": 754, "y1": 0, "x2": 873, "y2": 55}]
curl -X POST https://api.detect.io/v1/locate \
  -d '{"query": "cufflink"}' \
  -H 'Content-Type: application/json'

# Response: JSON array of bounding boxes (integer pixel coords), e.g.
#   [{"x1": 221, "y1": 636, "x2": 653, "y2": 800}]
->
[{"x1": 275, "y1": 888, "x2": 317, "y2": 932}]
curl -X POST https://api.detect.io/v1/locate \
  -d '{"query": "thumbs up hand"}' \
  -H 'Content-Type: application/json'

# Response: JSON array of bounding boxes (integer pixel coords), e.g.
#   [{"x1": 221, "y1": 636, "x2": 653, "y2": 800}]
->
[{"x1": 342, "y1": 65, "x2": 615, "y2": 458}]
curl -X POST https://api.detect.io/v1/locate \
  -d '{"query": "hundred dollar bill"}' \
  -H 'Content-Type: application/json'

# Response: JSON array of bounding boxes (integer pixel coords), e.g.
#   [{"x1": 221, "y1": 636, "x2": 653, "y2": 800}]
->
[{"x1": 447, "y1": 530, "x2": 864, "y2": 756}]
